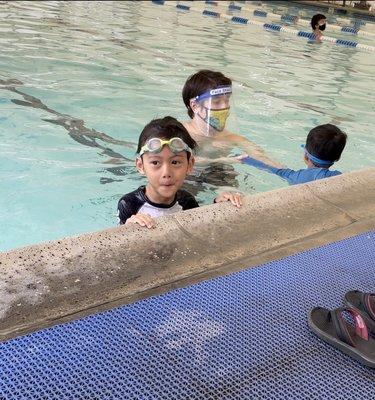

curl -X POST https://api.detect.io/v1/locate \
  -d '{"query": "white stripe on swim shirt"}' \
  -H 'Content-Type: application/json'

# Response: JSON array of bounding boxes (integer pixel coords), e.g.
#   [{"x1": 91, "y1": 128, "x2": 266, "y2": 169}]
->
[{"x1": 138, "y1": 202, "x2": 183, "y2": 218}]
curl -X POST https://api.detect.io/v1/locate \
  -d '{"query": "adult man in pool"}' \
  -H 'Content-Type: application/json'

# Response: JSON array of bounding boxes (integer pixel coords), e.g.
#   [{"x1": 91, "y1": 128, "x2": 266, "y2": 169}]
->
[
  {"x1": 181, "y1": 70, "x2": 282, "y2": 194},
  {"x1": 182, "y1": 70, "x2": 282, "y2": 168}
]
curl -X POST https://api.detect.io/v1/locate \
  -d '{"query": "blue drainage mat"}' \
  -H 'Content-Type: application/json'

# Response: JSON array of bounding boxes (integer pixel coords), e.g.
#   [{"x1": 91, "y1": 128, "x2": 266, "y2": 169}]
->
[{"x1": 1, "y1": 231, "x2": 374, "y2": 399}]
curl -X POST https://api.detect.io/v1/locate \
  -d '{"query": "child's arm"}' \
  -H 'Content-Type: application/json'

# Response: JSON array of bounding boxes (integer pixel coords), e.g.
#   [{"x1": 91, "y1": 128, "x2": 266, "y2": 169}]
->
[
  {"x1": 226, "y1": 134, "x2": 284, "y2": 168},
  {"x1": 214, "y1": 192, "x2": 243, "y2": 208},
  {"x1": 236, "y1": 153, "x2": 281, "y2": 174},
  {"x1": 118, "y1": 197, "x2": 156, "y2": 228},
  {"x1": 237, "y1": 154, "x2": 299, "y2": 185}
]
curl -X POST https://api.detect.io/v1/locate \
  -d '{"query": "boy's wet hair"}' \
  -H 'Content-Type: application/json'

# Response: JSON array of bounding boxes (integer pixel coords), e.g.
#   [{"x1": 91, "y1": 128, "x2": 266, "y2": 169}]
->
[
  {"x1": 182, "y1": 70, "x2": 232, "y2": 119},
  {"x1": 137, "y1": 116, "x2": 198, "y2": 159},
  {"x1": 311, "y1": 13, "x2": 326, "y2": 30},
  {"x1": 306, "y1": 124, "x2": 347, "y2": 166}
]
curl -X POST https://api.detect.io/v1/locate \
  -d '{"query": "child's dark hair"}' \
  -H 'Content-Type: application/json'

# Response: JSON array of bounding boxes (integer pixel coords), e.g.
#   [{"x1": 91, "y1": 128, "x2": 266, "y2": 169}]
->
[
  {"x1": 182, "y1": 70, "x2": 232, "y2": 119},
  {"x1": 311, "y1": 14, "x2": 326, "y2": 30},
  {"x1": 137, "y1": 116, "x2": 198, "y2": 159},
  {"x1": 305, "y1": 124, "x2": 347, "y2": 166}
]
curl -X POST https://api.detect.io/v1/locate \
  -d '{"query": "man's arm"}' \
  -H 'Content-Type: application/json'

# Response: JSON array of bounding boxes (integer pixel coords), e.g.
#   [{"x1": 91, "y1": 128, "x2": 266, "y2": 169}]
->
[{"x1": 228, "y1": 134, "x2": 284, "y2": 169}]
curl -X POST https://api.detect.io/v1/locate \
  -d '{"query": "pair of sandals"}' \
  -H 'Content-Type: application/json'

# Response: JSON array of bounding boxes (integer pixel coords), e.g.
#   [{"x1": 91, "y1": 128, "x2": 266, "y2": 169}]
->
[{"x1": 308, "y1": 290, "x2": 375, "y2": 368}]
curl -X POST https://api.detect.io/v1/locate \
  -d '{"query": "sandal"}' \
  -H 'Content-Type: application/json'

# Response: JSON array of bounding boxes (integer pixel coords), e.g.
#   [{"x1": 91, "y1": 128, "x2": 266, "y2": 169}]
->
[
  {"x1": 344, "y1": 290, "x2": 375, "y2": 334},
  {"x1": 308, "y1": 306, "x2": 375, "y2": 368}
]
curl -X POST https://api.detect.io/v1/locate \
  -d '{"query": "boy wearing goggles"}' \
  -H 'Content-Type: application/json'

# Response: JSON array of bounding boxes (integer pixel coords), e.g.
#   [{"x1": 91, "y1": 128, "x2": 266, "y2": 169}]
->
[{"x1": 118, "y1": 116, "x2": 243, "y2": 228}]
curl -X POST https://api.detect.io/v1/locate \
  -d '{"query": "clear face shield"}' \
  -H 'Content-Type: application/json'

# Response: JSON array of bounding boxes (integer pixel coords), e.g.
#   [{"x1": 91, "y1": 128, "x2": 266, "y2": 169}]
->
[{"x1": 190, "y1": 85, "x2": 237, "y2": 137}]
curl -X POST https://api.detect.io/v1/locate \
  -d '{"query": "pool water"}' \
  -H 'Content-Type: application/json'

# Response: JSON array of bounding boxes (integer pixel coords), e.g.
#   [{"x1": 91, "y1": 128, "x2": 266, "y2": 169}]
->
[{"x1": 0, "y1": 1, "x2": 374, "y2": 251}]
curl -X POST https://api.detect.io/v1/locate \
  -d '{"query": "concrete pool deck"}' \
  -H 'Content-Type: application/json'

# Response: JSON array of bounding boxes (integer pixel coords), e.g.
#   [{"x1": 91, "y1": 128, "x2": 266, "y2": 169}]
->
[{"x1": 1, "y1": 167, "x2": 374, "y2": 342}]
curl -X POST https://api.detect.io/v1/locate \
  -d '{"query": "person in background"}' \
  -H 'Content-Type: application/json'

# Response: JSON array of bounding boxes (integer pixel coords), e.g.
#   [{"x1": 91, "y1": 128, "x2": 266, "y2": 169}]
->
[{"x1": 311, "y1": 14, "x2": 327, "y2": 42}]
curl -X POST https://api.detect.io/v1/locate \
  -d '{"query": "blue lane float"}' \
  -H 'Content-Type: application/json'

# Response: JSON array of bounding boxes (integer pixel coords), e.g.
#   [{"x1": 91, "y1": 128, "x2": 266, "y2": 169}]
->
[
  {"x1": 298, "y1": 31, "x2": 316, "y2": 40},
  {"x1": 228, "y1": 4, "x2": 242, "y2": 12},
  {"x1": 281, "y1": 14, "x2": 299, "y2": 24},
  {"x1": 202, "y1": 9, "x2": 220, "y2": 18},
  {"x1": 176, "y1": 3, "x2": 190, "y2": 11},
  {"x1": 253, "y1": 10, "x2": 267, "y2": 18},
  {"x1": 232, "y1": 16, "x2": 248, "y2": 25},
  {"x1": 336, "y1": 39, "x2": 358, "y2": 47},
  {"x1": 341, "y1": 26, "x2": 359, "y2": 34},
  {"x1": 264, "y1": 23, "x2": 282, "y2": 32}
]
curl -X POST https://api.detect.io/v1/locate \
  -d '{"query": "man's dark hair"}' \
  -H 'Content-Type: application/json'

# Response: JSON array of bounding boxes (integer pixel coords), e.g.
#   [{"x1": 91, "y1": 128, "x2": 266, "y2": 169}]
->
[
  {"x1": 311, "y1": 13, "x2": 326, "y2": 30},
  {"x1": 305, "y1": 124, "x2": 347, "y2": 166},
  {"x1": 182, "y1": 70, "x2": 232, "y2": 119},
  {"x1": 137, "y1": 116, "x2": 198, "y2": 159}
]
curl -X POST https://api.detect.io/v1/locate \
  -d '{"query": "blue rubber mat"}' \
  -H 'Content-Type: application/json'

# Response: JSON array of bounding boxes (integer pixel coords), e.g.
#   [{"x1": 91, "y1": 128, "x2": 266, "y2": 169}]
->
[{"x1": 1, "y1": 231, "x2": 374, "y2": 399}]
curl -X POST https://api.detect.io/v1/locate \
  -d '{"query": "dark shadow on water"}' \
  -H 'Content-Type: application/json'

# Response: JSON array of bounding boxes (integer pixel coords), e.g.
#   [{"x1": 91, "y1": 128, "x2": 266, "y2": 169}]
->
[{"x1": 0, "y1": 78, "x2": 134, "y2": 162}]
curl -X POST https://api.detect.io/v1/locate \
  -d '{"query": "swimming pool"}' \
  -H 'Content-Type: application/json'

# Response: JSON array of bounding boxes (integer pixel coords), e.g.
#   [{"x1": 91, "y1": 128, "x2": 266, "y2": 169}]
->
[{"x1": 0, "y1": 0, "x2": 374, "y2": 251}]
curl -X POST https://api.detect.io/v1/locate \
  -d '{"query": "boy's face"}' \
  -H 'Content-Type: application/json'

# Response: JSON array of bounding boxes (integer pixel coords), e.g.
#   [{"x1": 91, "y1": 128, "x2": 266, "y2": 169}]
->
[{"x1": 136, "y1": 146, "x2": 194, "y2": 204}]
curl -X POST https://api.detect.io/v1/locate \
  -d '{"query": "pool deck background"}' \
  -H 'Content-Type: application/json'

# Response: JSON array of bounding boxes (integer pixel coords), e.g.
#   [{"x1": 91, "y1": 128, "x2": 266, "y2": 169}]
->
[{"x1": 1, "y1": 167, "x2": 374, "y2": 342}]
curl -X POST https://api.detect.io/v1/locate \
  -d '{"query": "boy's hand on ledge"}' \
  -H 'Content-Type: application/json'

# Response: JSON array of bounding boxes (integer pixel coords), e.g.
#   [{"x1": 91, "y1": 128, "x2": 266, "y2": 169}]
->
[
  {"x1": 214, "y1": 192, "x2": 243, "y2": 208},
  {"x1": 125, "y1": 214, "x2": 156, "y2": 229}
]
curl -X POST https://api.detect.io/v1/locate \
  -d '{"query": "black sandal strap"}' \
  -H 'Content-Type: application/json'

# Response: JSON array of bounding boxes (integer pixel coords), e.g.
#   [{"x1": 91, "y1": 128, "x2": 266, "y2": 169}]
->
[{"x1": 363, "y1": 293, "x2": 375, "y2": 321}]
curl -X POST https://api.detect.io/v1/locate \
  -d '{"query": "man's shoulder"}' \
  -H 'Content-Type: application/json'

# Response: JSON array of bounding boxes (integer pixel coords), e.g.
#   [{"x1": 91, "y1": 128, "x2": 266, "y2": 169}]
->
[{"x1": 220, "y1": 130, "x2": 241, "y2": 141}]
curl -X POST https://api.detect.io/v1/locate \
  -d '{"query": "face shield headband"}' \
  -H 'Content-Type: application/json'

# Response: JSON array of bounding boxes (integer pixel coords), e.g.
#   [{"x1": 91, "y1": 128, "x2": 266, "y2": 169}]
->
[{"x1": 194, "y1": 85, "x2": 232, "y2": 103}]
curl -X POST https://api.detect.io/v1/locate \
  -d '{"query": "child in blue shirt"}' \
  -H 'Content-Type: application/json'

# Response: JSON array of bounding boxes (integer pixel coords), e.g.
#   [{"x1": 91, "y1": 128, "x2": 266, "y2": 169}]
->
[{"x1": 236, "y1": 124, "x2": 347, "y2": 185}]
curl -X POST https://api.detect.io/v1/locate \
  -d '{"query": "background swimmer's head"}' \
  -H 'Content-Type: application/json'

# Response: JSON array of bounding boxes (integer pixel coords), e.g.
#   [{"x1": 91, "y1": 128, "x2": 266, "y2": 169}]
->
[
  {"x1": 137, "y1": 116, "x2": 198, "y2": 160},
  {"x1": 311, "y1": 14, "x2": 327, "y2": 31},
  {"x1": 305, "y1": 124, "x2": 347, "y2": 166},
  {"x1": 182, "y1": 70, "x2": 232, "y2": 119}
]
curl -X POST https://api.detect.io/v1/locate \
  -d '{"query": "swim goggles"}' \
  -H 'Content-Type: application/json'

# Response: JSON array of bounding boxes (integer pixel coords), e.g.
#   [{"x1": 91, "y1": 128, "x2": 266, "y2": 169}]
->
[
  {"x1": 139, "y1": 137, "x2": 192, "y2": 156},
  {"x1": 194, "y1": 85, "x2": 232, "y2": 103},
  {"x1": 301, "y1": 144, "x2": 334, "y2": 167}
]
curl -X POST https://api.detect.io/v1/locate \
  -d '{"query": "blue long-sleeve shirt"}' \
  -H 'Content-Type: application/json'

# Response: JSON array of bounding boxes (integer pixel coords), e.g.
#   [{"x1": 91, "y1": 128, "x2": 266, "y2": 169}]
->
[{"x1": 240, "y1": 156, "x2": 341, "y2": 185}]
